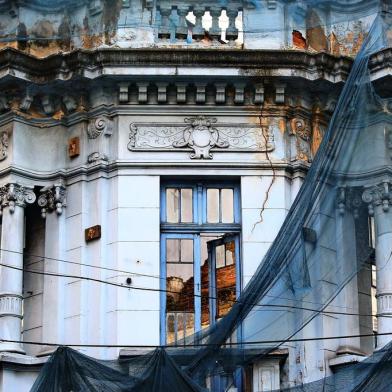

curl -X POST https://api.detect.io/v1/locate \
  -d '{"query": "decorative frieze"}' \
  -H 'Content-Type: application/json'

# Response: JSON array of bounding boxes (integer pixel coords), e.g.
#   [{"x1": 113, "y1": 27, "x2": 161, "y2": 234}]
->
[
  {"x1": 362, "y1": 181, "x2": 391, "y2": 216},
  {"x1": 38, "y1": 183, "x2": 66, "y2": 219},
  {"x1": 0, "y1": 183, "x2": 36, "y2": 214},
  {"x1": 127, "y1": 116, "x2": 275, "y2": 159},
  {"x1": 87, "y1": 117, "x2": 113, "y2": 139},
  {"x1": 0, "y1": 294, "x2": 23, "y2": 318}
]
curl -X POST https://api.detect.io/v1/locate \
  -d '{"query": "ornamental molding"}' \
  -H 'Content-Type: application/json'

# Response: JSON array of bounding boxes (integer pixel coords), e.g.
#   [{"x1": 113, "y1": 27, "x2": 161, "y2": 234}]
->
[
  {"x1": 87, "y1": 152, "x2": 109, "y2": 163},
  {"x1": 290, "y1": 117, "x2": 312, "y2": 163},
  {"x1": 87, "y1": 116, "x2": 113, "y2": 139},
  {"x1": 387, "y1": 126, "x2": 392, "y2": 160},
  {"x1": 362, "y1": 180, "x2": 391, "y2": 216},
  {"x1": 0, "y1": 131, "x2": 9, "y2": 161},
  {"x1": 127, "y1": 116, "x2": 275, "y2": 159},
  {"x1": 0, "y1": 183, "x2": 36, "y2": 214},
  {"x1": 0, "y1": 293, "x2": 23, "y2": 318},
  {"x1": 336, "y1": 186, "x2": 364, "y2": 218},
  {"x1": 37, "y1": 183, "x2": 66, "y2": 219}
]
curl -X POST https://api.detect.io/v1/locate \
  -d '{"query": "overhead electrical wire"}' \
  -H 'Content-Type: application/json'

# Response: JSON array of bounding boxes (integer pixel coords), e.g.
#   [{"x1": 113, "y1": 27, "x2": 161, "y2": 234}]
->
[
  {"x1": 1, "y1": 331, "x2": 385, "y2": 349},
  {"x1": 0, "y1": 258, "x2": 385, "y2": 320}
]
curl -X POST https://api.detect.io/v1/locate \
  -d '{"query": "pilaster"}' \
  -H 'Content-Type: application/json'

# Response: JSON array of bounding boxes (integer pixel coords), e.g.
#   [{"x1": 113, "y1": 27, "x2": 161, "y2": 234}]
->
[{"x1": 0, "y1": 183, "x2": 36, "y2": 353}]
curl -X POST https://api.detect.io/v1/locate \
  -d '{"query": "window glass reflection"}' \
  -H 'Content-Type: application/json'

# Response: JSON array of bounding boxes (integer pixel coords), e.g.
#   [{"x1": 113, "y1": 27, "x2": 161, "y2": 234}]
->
[
  {"x1": 166, "y1": 239, "x2": 194, "y2": 344},
  {"x1": 221, "y1": 188, "x2": 234, "y2": 223},
  {"x1": 166, "y1": 188, "x2": 180, "y2": 223},
  {"x1": 207, "y1": 189, "x2": 219, "y2": 223},
  {"x1": 181, "y1": 188, "x2": 193, "y2": 223}
]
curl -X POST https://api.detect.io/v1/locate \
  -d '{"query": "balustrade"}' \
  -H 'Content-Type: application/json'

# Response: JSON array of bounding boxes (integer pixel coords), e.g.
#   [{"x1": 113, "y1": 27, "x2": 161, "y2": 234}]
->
[{"x1": 156, "y1": 3, "x2": 242, "y2": 44}]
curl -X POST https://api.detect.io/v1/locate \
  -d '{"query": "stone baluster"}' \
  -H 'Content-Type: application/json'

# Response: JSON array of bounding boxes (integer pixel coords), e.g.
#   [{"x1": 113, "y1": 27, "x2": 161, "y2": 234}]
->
[
  {"x1": 176, "y1": 6, "x2": 189, "y2": 40},
  {"x1": 0, "y1": 183, "x2": 36, "y2": 353},
  {"x1": 362, "y1": 180, "x2": 392, "y2": 348},
  {"x1": 209, "y1": 7, "x2": 221, "y2": 40},
  {"x1": 192, "y1": 6, "x2": 205, "y2": 41},
  {"x1": 226, "y1": 7, "x2": 239, "y2": 42},
  {"x1": 158, "y1": 6, "x2": 172, "y2": 40}
]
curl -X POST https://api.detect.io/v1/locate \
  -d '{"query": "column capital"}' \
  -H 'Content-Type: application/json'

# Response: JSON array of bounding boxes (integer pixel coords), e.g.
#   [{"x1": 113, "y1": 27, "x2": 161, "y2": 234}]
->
[
  {"x1": 336, "y1": 186, "x2": 363, "y2": 218},
  {"x1": 38, "y1": 183, "x2": 67, "y2": 219},
  {"x1": 0, "y1": 183, "x2": 36, "y2": 214},
  {"x1": 362, "y1": 180, "x2": 391, "y2": 216}
]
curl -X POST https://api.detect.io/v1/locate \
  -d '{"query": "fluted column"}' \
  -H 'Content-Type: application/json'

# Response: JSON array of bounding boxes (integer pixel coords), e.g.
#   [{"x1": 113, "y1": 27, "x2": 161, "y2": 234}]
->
[
  {"x1": 0, "y1": 183, "x2": 36, "y2": 353},
  {"x1": 362, "y1": 181, "x2": 392, "y2": 348}
]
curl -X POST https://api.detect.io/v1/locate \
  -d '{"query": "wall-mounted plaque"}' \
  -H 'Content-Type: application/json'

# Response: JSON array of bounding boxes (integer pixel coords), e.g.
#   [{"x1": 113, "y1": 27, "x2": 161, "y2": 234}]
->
[
  {"x1": 68, "y1": 137, "x2": 80, "y2": 158},
  {"x1": 85, "y1": 225, "x2": 101, "y2": 242}
]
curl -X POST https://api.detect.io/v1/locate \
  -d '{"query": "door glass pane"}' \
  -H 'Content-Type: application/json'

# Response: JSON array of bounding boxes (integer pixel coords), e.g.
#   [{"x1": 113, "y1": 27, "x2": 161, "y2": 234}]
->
[
  {"x1": 200, "y1": 234, "x2": 221, "y2": 330},
  {"x1": 221, "y1": 188, "x2": 234, "y2": 223},
  {"x1": 216, "y1": 244, "x2": 225, "y2": 268},
  {"x1": 166, "y1": 239, "x2": 180, "y2": 262},
  {"x1": 166, "y1": 188, "x2": 180, "y2": 223},
  {"x1": 181, "y1": 239, "x2": 193, "y2": 262},
  {"x1": 166, "y1": 239, "x2": 194, "y2": 344},
  {"x1": 216, "y1": 240, "x2": 236, "y2": 320},
  {"x1": 225, "y1": 240, "x2": 235, "y2": 266},
  {"x1": 181, "y1": 188, "x2": 193, "y2": 223},
  {"x1": 207, "y1": 188, "x2": 220, "y2": 223}
]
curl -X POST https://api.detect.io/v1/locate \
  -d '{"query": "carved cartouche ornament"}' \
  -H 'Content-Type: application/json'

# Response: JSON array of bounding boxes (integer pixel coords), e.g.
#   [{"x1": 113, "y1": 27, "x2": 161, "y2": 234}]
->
[{"x1": 173, "y1": 116, "x2": 229, "y2": 159}]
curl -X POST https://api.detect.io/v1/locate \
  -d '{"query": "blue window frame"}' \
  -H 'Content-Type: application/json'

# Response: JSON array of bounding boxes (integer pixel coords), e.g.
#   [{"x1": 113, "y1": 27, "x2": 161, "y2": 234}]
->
[{"x1": 160, "y1": 180, "x2": 241, "y2": 345}]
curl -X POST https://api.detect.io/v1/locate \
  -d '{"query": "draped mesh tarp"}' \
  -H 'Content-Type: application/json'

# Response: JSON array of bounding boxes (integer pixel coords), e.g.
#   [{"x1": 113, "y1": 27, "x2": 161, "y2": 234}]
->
[{"x1": 31, "y1": 1, "x2": 392, "y2": 391}]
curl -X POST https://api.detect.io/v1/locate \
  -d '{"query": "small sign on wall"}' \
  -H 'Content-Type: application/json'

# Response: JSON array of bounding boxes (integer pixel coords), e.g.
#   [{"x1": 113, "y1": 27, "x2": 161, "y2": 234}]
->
[
  {"x1": 68, "y1": 137, "x2": 80, "y2": 158},
  {"x1": 85, "y1": 225, "x2": 101, "y2": 242}
]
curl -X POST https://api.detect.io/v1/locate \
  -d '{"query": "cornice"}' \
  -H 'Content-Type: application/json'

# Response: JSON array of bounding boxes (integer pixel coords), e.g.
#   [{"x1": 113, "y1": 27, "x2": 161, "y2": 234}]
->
[
  {"x1": 0, "y1": 161, "x2": 310, "y2": 186},
  {"x1": 0, "y1": 47, "x2": 354, "y2": 85}
]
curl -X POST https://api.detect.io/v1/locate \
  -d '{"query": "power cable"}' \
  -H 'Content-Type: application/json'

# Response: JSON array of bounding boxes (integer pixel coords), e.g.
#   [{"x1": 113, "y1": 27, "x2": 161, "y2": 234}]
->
[
  {"x1": 1, "y1": 330, "x2": 385, "y2": 348},
  {"x1": 0, "y1": 260, "x2": 386, "y2": 320}
]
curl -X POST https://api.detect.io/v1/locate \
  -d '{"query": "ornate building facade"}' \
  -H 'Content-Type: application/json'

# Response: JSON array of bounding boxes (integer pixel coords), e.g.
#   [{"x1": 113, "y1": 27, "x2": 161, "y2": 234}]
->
[{"x1": 0, "y1": 0, "x2": 390, "y2": 391}]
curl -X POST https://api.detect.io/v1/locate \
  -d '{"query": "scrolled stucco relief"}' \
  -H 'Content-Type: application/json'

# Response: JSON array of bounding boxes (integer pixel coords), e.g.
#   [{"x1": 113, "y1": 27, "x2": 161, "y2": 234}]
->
[
  {"x1": 127, "y1": 116, "x2": 275, "y2": 159},
  {"x1": 87, "y1": 116, "x2": 113, "y2": 139},
  {"x1": 173, "y1": 116, "x2": 229, "y2": 159},
  {"x1": 0, "y1": 131, "x2": 9, "y2": 161},
  {"x1": 38, "y1": 183, "x2": 67, "y2": 219},
  {"x1": 0, "y1": 183, "x2": 36, "y2": 214},
  {"x1": 290, "y1": 117, "x2": 312, "y2": 162}
]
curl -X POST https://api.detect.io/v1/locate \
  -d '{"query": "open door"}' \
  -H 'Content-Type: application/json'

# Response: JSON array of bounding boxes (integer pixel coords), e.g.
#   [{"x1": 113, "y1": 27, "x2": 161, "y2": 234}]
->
[{"x1": 207, "y1": 234, "x2": 240, "y2": 325}]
